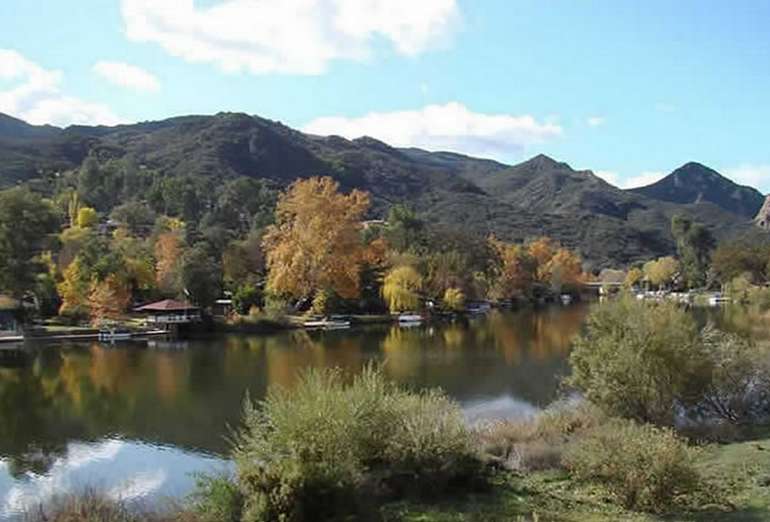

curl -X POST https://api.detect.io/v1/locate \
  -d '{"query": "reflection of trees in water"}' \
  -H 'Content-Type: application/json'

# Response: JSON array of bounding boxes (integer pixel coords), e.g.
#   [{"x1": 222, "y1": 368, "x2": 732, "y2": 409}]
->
[
  {"x1": 483, "y1": 306, "x2": 585, "y2": 364},
  {"x1": 705, "y1": 305, "x2": 770, "y2": 342},
  {"x1": 0, "y1": 308, "x2": 589, "y2": 474}
]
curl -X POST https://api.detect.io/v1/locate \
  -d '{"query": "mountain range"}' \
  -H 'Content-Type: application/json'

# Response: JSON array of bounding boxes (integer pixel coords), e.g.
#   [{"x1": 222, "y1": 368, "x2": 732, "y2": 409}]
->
[{"x1": 0, "y1": 111, "x2": 766, "y2": 268}]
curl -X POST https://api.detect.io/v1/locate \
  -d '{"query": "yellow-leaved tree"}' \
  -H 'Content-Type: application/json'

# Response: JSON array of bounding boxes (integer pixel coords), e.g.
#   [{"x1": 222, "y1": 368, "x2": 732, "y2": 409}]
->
[
  {"x1": 545, "y1": 248, "x2": 584, "y2": 292},
  {"x1": 76, "y1": 207, "x2": 98, "y2": 228},
  {"x1": 382, "y1": 266, "x2": 423, "y2": 313},
  {"x1": 644, "y1": 256, "x2": 680, "y2": 289},
  {"x1": 489, "y1": 237, "x2": 536, "y2": 299},
  {"x1": 57, "y1": 258, "x2": 91, "y2": 317},
  {"x1": 263, "y1": 177, "x2": 370, "y2": 301},
  {"x1": 624, "y1": 267, "x2": 644, "y2": 288},
  {"x1": 89, "y1": 274, "x2": 132, "y2": 325},
  {"x1": 528, "y1": 237, "x2": 558, "y2": 282},
  {"x1": 154, "y1": 223, "x2": 185, "y2": 296},
  {"x1": 443, "y1": 287, "x2": 466, "y2": 311}
]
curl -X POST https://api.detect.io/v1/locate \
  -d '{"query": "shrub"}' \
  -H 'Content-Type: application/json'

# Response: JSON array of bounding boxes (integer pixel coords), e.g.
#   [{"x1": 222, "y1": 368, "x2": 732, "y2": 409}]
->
[
  {"x1": 567, "y1": 298, "x2": 707, "y2": 426},
  {"x1": 22, "y1": 490, "x2": 182, "y2": 522},
  {"x1": 478, "y1": 400, "x2": 605, "y2": 472},
  {"x1": 232, "y1": 366, "x2": 481, "y2": 521},
  {"x1": 563, "y1": 419, "x2": 701, "y2": 512},
  {"x1": 189, "y1": 473, "x2": 243, "y2": 522},
  {"x1": 696, "y1": 327, "x2": 770, "y2": 424},
  {"x1": 568, "y1": 297, "x2": 770, "y2": 427}
]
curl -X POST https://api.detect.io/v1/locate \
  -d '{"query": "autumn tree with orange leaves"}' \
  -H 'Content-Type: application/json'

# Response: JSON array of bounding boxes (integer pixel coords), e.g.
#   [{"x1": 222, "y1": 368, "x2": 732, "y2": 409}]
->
[
  {"x1": 489, "y1": 238, "x2": 537, "y2": 299},
  {"x1": 89, "y1": 274, "x2": 132, "y2": 325},
  {"x1": 154, "y1": 222, "x2": 185, "y2": 296},
  {"x1": 263, "y1": 177, "x2": 370, "y2": 303}
]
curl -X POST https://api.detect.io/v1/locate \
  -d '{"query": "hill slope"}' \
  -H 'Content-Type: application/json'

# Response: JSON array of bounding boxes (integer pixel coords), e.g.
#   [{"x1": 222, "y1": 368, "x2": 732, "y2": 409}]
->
[
  {"x1": 630, "y1": 162, "x2": 765, "y2": 219},
  {"x1": 0, "y1": 111, "x2": 764, "y2": 267}
]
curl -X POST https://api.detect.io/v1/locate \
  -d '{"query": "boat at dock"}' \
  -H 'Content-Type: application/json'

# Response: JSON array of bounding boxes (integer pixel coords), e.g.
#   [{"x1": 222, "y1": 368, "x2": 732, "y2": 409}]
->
[
  {"x1": 98, "y1": 327, "x2": 133, "y2": 342},
  {"x1": 397, "y1": 312, "x2": 423, "y2": 325},
  {"x1": 303, "y1": 316, "x2": 351, "y2": 330}
]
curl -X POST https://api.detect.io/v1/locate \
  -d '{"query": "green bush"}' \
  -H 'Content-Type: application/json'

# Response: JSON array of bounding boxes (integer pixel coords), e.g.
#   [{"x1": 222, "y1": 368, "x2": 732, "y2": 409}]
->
[
  {"x1": 23, "y1": 490, "x2": 180, "y2": 522},
  {"x1": 697, "y1": 327, "x2": 770, "y2": 424},
  {"x1": 568, "y1": 297, "x2": 770, "y2": 427},
  {"x1": 563, "y1": 418, "x2": 702, "y2": 512},
  {"x1": 189, "y1": 473, "x2": 243, "y2": 522},
  {"x1": 478, "y1": 400, "x2": 605, "y2": 472},
  {"x1": 232, "y1": 366, "x2": 481, "y2": 521},
  {"x1": 567, "y1": 298, "x2": 707, "y2": 426}
]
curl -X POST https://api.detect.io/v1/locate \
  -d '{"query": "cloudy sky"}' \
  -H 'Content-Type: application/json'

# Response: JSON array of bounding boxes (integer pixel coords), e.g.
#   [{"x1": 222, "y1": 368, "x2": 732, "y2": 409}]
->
[{"x1": 1, "y1": 0, "x2": 769, "y2": 190}]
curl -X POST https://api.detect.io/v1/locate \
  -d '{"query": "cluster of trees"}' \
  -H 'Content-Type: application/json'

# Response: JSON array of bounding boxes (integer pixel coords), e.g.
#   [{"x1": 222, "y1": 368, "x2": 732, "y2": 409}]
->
[
  {"x1": 262, "y1": 177, "x2": 586, "y2": 315},
  {"x1": 0, "y1": 171, "x2": 588, "y2": 323},
  {"x1": 0, "y1": 151, "x2": 279, "y2": 324}
]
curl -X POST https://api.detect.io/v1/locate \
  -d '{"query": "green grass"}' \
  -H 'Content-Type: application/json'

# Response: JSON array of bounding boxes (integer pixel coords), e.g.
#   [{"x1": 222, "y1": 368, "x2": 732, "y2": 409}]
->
[{"x1": 380, "y1": 431, "x2": 770, "y2": 522}]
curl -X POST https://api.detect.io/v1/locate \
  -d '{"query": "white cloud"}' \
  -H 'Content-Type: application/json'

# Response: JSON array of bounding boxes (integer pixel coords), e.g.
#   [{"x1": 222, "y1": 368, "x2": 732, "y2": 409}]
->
[
  {"x1": 0, "y1": 49, "x2": 122, "y2": 126},
  {"x1": 120, "y1": 0, "x2": 460, "y2": 75},
  {"x1": 586, "y1": 116, "x2": 605, "y2": 127},
  {"x1": 93, "y1": 61, "x2": 160, "y2": 93},
  {"x1": 594, "y1": 170, "x2": 620, "y2": 186},
  {"x1": 724, "y1": 164, "x2": 770, "y2": 191},
  {"x1": 593, "y1": 169, "x2": 666, "y2": 189},
  {"x1": 302, "y1": 102, "x2": 563, "y2": 159}
]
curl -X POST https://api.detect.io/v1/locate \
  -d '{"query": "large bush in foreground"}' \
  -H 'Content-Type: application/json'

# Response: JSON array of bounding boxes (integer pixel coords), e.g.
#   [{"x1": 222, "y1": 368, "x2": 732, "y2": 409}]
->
[
  {"x1": 568, "y1": 297, "x2": 770, "y2": 427},
  {"x1": 564, "y1": 419, "x2": 701, "y2": 512},
  {"x1": 232, "y1": 367, "x2": 481, "y2": 521},
  {"x1": 567, "y1": 298, "x2": 706, "y2": 426}
]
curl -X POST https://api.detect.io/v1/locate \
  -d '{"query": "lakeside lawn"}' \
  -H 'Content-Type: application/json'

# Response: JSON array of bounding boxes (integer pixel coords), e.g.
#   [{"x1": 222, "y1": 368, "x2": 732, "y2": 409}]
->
[{"x1": 385, "y1": 429, "x2": 770, "y2": 521}]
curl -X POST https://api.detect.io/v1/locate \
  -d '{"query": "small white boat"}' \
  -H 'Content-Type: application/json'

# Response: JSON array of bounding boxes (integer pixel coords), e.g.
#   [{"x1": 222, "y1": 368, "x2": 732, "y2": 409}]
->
[
  {"x1": 303, "y1": 316, "x2": 351, "y2": 329},
  {"x1": 708, "y1": 294, "x2": 731, "y2": 306},
  {"x1": 397, "y1": 312, "x2": 423, "y2": 324},
  {"x1": 98, "y1": 328, "x2": 132, "y2": 341},
  {"x1": 560, "y1": 294, "x2": 573, "y2": 305}
]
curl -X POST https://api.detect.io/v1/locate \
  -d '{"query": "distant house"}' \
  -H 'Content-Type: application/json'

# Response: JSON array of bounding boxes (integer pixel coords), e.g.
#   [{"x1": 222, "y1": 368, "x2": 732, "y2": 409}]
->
[
  {"x1": 0, "y1": 295, "x2": 22, "y2": 337},
  {"x1": 134, "y1": 299, "x2": 201, "y2": 325}
]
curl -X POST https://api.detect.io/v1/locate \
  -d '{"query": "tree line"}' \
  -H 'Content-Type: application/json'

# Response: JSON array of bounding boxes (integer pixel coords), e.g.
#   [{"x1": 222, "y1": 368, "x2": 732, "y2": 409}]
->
[{"x1": 0, "y1": 170, "x2": 587, "y2": 324}]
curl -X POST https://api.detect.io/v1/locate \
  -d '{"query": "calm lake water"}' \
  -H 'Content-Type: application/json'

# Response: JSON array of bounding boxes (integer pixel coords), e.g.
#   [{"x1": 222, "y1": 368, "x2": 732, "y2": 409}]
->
[{"x1": 0, "y1": 305, "x2": 587, "y2": 518}]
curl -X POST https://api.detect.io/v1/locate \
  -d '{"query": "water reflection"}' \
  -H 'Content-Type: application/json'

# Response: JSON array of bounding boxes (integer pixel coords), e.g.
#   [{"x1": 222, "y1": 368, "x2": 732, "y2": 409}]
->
[
  {"x1": 0, "y1": 439, "x2": 227, "y2": 519},
  {"x1": 0, "y1": 305, "x2": 588, "y2": 517}
]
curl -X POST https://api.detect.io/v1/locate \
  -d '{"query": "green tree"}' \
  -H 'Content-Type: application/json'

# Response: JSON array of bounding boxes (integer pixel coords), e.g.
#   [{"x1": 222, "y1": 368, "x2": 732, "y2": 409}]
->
[
  {"x1": 181, "y1": 243, "x2": 222, "y2": 307},
  {"x1": 77, "y1": 156, "x2": 103, "y2": 207},
  {"x1": 711, "y1": 240, "x2": 770, "y2": 286},
  {"x1": 671, "y1": 215, "x2": 715, "y2": 288},
  {"x1": 110, "y1": 201, "x2": 157, "y2": 235},
  {"x1": 568, "y1": 297, "x2": 707, "y2": 426},
  {"x1": 0, "y1": 188, "x2": 59, "y2": 298},
  {"x1": 384, "y1": 205, "x2": 425, "y2": 253}
]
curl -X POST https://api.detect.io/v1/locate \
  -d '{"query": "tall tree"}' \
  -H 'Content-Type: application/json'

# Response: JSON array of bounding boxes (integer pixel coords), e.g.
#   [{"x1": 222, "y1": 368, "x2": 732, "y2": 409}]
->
[
  {"x1": 180, "y1": 243, "x2": 222, "y2": 307},
  {"x1": 154, "y1": 228, "x2": 185, "y2": 296},
  {"x1": 382, "y1": 266, "x2": 423, "y2": 313},
  {"x1": 263, "y1": 177, "x2": 370, "y2": 302},
  {"x1": 489, "y1": 238, "x2": 536, "y2": 299},
  {"x1": 671, "y1": 215, "x2": 715, "y2": 288},
  {"x1": 0, "y1": 188, "x2": 59, "y2": 298}
]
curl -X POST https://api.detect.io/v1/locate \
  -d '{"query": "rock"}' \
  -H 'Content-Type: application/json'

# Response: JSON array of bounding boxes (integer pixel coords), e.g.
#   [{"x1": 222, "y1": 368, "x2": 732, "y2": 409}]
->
[{"x1": 754, "y1": 195, "x2": 770, "y2": 230}]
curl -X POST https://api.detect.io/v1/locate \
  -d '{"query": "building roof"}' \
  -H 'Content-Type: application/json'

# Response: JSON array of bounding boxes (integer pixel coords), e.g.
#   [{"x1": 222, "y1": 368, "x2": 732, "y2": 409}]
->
[
  {"x1": 0, "y1": 295, "x2": 21, "y2": 311},
  {"x1": 135, "y1": 299, "x2": 198, "y2": 312}
]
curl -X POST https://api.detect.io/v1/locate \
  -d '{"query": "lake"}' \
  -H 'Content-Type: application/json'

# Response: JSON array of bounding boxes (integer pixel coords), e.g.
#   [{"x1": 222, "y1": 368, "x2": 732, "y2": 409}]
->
[{"x1": 0, "y1": 305, "x2": 588, "y2": 518}]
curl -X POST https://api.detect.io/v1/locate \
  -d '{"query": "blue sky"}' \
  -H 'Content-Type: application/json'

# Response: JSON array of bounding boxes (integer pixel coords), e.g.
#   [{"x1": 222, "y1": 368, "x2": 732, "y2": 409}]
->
[{"x1": 1, "y1": 0, "x2": 769, "y2": 191}]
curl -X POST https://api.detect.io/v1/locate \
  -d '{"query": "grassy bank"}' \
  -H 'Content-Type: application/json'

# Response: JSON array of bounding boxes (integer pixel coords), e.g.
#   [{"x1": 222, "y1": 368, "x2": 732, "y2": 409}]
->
[
  {"x1": 28, "y1": 430, "x2": 770, "y2": 522},
  {"x1": 385, "y1": 430, "x2": 770, "y2": 521}
]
